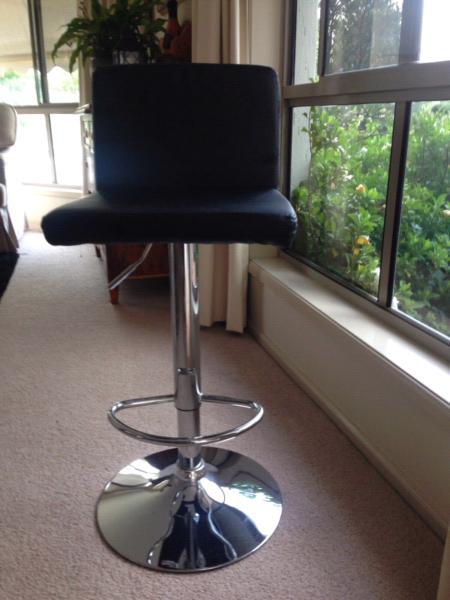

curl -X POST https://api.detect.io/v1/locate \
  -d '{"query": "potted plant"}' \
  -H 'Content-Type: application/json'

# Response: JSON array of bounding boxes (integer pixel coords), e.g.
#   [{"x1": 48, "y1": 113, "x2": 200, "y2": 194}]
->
[{"x1": 52, "y1": 0, "x2": 166, "y2": 71}]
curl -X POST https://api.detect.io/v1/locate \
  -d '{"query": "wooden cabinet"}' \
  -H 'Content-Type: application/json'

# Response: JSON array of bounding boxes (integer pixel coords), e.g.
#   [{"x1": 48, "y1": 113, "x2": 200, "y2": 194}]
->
[
  {"x1": 81, "y1": 112, "x2": 169, "y2": 304},
  {"x1": 95, "y1": 242, "x2": 169, "y2": 304}
]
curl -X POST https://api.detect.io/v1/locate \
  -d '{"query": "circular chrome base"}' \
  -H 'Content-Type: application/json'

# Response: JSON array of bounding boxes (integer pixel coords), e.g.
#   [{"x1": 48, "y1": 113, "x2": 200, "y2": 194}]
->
[{"x1": 96, "y1": 448, "x2": 282, "y2": 572}]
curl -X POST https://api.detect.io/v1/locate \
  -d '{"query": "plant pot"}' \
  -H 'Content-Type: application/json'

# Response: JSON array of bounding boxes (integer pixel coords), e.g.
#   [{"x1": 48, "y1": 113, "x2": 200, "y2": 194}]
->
[
  {"x1": 92, "y1": 52, "x2": 113, "y2": 71},
  {"x1": 112, "y1": 49, "x2": 146, "y2": 65}
]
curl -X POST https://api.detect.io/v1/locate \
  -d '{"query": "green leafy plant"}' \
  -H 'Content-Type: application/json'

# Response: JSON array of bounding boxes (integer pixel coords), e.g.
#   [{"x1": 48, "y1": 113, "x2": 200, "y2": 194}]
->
[
  {"x1": 52, "y1": 0, "x2": 166, "y2": 71},
  {"x1": 327, "y1": 0, "x2": 402, "y2": 72},
  {"x1": 291, "y1": 102, "x2": 450, "y2": 336}
]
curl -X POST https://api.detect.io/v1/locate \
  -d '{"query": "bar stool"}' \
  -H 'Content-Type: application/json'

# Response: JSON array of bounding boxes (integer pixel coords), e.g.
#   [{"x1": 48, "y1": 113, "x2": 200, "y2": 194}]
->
[{"x1": 42, "y1": 64, "x2": 297, "y2": 572}]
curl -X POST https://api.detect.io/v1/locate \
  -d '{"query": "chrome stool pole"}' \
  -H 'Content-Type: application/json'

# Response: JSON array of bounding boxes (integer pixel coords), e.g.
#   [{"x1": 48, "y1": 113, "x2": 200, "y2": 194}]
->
[
  {"x1": 170, "y1": 243, "x2": 203, "y2": 471},
  {"x1": 96, "y1": 243, "x2": 283, "y2": 572}
]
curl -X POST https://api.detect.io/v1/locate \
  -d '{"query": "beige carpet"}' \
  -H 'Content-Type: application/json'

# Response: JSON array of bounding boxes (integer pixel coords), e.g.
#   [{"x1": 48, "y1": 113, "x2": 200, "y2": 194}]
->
[{"x1": 0, "y1": 233, "x2": 443, "y2": 600}]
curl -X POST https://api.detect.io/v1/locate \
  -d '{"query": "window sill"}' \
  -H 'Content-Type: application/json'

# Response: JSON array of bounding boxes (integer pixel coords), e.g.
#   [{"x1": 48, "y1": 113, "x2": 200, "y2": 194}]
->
[
  {"x1": 249, "y1": 256, "x2": 449, "y2": 406},
  {"x1": 23, "y1": 184, "x2": 82, "y2": 196}
]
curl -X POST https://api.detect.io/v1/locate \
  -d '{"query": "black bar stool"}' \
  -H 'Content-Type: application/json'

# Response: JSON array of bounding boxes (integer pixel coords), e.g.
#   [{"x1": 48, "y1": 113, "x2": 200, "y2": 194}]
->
[{"x1": 42, "y1": 64, "x2": 297, "y2": 572}]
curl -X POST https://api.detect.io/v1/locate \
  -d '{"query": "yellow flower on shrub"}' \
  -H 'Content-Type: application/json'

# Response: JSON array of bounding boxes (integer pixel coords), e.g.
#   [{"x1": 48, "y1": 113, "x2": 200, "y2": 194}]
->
[
  {"x1": 356, "y1": 183, "x2": 366, "y2": 194},
  {"x1": 356, "y1": 235, "x2": 370, "y2": 246}
]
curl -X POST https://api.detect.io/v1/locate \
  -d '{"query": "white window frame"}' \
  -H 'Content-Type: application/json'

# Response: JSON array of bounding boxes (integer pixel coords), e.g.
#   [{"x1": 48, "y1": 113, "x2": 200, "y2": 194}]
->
[
  {"x1": 283, "y1": 0, "x2": 450, "y2": 348},
  {"x1": 6, "y1": 0, "x2": 80, "y2": 187}
]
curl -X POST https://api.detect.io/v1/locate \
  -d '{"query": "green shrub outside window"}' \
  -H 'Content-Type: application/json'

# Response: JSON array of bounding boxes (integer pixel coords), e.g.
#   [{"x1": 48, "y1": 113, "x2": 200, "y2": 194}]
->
[{"x1": 290, "y1": 101, "x2": 450, "y2": 336}]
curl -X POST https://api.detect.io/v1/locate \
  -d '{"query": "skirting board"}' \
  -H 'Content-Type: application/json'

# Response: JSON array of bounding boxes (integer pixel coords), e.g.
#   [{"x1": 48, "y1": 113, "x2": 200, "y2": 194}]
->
[{"x1": 249, "y1": 324, "x2": 446, "y2": 541}]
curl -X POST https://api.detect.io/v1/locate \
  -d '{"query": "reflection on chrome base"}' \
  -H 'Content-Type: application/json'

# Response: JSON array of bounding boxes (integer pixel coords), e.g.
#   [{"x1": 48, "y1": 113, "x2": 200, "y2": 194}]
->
[{"x1": 96, "y1": 447, "x2": 282, "y2": 572}]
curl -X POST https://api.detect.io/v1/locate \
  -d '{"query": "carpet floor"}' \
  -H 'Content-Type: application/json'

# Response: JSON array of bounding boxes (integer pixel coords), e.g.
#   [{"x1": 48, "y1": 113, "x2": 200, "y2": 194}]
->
[{"x1": 0, "y1": 233, "x2": 443, "y2": 600}]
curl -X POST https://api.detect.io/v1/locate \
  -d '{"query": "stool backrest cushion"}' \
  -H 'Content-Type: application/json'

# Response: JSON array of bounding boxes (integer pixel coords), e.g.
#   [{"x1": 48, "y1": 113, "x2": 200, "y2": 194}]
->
[{"x1": 93, "y1": 64, "x2": 280, "y2": 194}]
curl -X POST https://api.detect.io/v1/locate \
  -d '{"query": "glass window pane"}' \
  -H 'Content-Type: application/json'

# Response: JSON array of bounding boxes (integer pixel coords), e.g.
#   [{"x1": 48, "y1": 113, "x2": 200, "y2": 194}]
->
[
  {"x1": 325, "y1": 0, "x2": 403, "y2": 74},
  {"x1": 290, "y1": 103, "x2": 395, "y2": 296},
  {"x1": 51, "y1": 114, "x2": 82, "y2": 186},
  {"x1": 293, "y1": 0, "x2": 321, "y2": 85},
  {"x1": 41, "y1": 0, "x2": 80, "y2": 103},
  {"x1": 420, "y1": 0, "x2": 450, "y2": 63},
  {"x1": 393, "y1": 101, "x2": 450, "y2": 337},
  {"x1": 16, "y1": 115, "x2": 53, "y2": 183},
  {"x1": 0, "y1": 0, "x2": 38, "y2": 105}
]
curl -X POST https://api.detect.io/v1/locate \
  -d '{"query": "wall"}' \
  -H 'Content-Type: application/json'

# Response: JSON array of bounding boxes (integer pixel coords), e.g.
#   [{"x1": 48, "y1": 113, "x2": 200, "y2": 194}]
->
[
  {"x1": 248, "y1": 0, "x2": 284, "y2": 261},
  {"x1": 249, "y1": 257, "x2": 450, "y2": 539},
  {"x1": 23, "y1": 186, "x2": 81, "y2": 232}
]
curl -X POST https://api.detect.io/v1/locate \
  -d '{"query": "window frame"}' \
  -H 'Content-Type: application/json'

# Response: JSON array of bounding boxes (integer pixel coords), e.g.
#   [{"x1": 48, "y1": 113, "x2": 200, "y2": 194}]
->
[
  {"x1": 283, "y1": 0, "x2": 450, "y2": 347},
  {"x1": 5, "y1": 0, "x2": 80, "y2": 187}
]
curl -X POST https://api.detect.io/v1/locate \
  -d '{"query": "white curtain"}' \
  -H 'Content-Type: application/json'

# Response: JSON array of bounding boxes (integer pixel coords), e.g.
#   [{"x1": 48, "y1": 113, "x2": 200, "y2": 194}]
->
[{"x1": 192, "y1": 0, "x2": 251, "y2": 333}]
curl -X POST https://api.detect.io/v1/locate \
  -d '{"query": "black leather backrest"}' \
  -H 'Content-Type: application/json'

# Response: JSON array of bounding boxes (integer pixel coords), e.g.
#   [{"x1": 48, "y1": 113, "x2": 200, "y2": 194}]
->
[{"x1": 93, "y1": 64, "x2": 280, "y2": 194}]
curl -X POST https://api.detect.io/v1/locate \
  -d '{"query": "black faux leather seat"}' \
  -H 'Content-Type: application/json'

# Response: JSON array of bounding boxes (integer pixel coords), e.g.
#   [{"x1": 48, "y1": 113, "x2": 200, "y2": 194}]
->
[
  {"x1": 42, "y1": 188, "x2": 295, "y2": 245},
  {"x1": 42, "y1": 64, "x2": 296, "y2": 247},
  {"x1": 41, "y1": 64, "x2": 297, "y2": 574}
]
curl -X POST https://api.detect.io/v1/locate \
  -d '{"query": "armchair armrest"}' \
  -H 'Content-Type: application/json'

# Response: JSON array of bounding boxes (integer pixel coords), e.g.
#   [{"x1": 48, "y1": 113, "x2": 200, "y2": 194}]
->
[{"x1": 0, "y1": 104, "x2": 17, "y2": 150}]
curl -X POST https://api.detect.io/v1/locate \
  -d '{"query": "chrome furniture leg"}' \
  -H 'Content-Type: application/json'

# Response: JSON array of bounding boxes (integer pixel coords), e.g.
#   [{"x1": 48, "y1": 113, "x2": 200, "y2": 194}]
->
[
  {"x1": 108, "y1": 243, "x2": 153, "y2": 291},
  {"x1": 96, "y1": 243, "x2": 282, "y2": 572}
]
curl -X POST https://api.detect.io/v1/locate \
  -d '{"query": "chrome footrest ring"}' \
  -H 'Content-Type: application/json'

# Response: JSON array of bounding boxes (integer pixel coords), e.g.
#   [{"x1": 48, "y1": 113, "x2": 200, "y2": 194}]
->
[{"x1": 108, "y1": 393, "x2": 263, "y2": 446}]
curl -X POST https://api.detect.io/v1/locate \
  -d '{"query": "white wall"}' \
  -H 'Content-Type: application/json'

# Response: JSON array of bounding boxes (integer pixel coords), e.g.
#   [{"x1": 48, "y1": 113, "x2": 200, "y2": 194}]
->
[
  {"x1": 23, "y1": 186, "x2": 81, "y2": 231},
  {"x1": 248, "y1": 0, "x2": 285, "y2": 261},
  {"x1": 249, "y1": 258, "x2": 450, "y2": 539},
  {"x1": 249, "y1": 0, "x2": 285, "y2": 74}
]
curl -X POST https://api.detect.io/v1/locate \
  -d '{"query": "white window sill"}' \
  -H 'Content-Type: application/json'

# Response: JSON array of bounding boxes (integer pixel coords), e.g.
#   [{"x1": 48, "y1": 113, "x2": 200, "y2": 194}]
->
[
  {"x1": 249, "y1": 256, "x2": 449, "y2": 406},
  {"x1": 23, "y1": 184, "x2": 82, "y2": 197}
]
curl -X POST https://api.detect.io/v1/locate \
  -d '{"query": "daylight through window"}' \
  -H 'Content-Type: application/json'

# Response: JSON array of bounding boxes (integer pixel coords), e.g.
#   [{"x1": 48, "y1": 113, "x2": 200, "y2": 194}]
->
[
  {"x1": 0, "y1": 0, "x2": 81, "y2": 187},
  {"x1": 287, "y1": 0, "x2": 450, "y2": 340}
]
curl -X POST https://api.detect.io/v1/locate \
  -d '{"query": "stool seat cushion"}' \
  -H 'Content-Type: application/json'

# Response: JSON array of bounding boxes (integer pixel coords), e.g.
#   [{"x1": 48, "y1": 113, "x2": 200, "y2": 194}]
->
[{"x1": 42, "y1": 188, "x2": 296, "y2": 246}]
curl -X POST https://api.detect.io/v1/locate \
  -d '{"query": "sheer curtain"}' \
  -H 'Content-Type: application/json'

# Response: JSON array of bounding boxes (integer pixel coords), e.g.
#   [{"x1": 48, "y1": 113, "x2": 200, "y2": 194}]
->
[{"x1": 192, "y1": 0, "x2": 251, "y2": 332}]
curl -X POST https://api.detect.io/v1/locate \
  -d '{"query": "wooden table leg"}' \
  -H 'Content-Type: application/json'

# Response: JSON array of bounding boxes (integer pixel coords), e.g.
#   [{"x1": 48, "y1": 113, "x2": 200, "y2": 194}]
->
[{"x1": 109, "y1": 287, "x2": 119, "y2": 304}]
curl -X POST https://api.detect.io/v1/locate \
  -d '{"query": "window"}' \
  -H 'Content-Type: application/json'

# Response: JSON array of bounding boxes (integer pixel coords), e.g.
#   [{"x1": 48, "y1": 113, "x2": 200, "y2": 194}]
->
[
  {"x1": 325, "y1": 0, "x2": 404, "y2": 74},
  {"x1": 0, "y1": 0, "x2": 38, "y2": 105},
  {"x1": 0, "y1": 0, "x2": 81, "y2": 187},
  {"x1": 286, "y1": 0, "x2": 450, "y2": 341}
]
